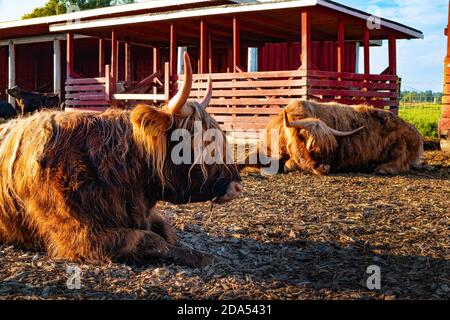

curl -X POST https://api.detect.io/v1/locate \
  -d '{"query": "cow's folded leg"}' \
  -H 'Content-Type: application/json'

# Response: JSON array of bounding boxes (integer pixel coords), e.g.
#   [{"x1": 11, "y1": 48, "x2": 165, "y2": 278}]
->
[
  {"x1": 283, "y1": 159, "x2": 300, "y2": 173},
  {"x1": 109, "y1": 229, "x2": 212, "y2": 267},
  {"x1": 146, "y1": 209, "x2": 177, "y2": 245}
]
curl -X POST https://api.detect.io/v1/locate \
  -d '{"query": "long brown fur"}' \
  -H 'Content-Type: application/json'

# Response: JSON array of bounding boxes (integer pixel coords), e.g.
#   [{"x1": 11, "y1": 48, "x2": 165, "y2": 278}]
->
[
  {"x1": 254, "y1": 100, "x2": 423, "y2": 175},
  {"x1": 0, "y1": 104, "x2": 240, "y2": 267}
]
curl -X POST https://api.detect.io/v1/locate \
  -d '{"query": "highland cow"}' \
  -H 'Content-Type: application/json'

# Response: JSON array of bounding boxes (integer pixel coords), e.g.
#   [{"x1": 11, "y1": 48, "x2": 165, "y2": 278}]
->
[
  {"x1": 0, "y1": 99, "x2": 17, "y2": 120},
  {"x1": 6, "y1": 86, "x2": 62, "y2": 116},
  {"x1": 247, "y1": 100, "x2": 423, "y2": 175},
  {"x1": 0, "y1": 53, "x2": 242, "y2": 267}
]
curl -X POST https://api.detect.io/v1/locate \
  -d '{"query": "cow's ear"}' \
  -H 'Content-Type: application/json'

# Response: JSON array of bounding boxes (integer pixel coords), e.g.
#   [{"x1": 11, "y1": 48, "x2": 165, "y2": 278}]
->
[{"x1": 131, "y1": 104, "x2": 173, "y2": 137}]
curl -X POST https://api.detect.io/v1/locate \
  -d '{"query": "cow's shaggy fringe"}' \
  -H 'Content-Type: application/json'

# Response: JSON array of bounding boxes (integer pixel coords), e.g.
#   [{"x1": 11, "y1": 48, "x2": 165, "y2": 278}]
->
[
  {"x1": 0, "y1": 104, "x2": 237, "y2": 263},
  {"x1": 260, "y1": 100, "x2": 424, "y2": 174}
]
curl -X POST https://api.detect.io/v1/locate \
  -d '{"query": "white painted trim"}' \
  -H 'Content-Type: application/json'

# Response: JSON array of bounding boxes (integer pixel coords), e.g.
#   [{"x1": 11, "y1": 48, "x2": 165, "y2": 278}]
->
[
  {"x1": 49, "y1": 0, "x2": 422, "y2": 39},
  {"x1": 0, "y1": 34, "x2": 90, "y2": 46},
  {"x1": 54, "y1": 40, "x2": 62, "y2": 97},
  {"x1": 0, "y1": 0, "x2": 223, "y2": 30},
  {"x1": 50, "y1": 0, "x2": 317, "y2": 31},
  {"x1": 8, "y1": 43, "x2": 15, "y2": 106}
]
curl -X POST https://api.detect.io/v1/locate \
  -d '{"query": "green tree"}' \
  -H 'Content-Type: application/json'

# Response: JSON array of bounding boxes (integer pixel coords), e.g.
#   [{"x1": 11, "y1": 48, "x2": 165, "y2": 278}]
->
[{"x1": 23, "y1": 0, "x2": 135, "y2": 19}]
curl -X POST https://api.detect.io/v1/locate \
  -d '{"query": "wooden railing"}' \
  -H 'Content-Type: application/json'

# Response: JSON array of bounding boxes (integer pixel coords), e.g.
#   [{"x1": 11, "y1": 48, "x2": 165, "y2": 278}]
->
[
  {"x1": 175, "y1": 69, "x2": 399, "y2": 134},
  {"x1": 65, "y1": 65, "x2": 111, "y2": 112},
  {"x1": 176, "y1": 70, "x2": 308, "y2": 131},
  {"x1": 307, "y1": 70, "x2": 399, "y2": 110}
]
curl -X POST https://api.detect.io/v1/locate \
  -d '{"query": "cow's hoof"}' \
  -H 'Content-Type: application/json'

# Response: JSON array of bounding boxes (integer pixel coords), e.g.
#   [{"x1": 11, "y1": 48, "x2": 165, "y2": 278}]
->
[{"x1": 167, "y1": 245, "x2": 214, "y2": 268}]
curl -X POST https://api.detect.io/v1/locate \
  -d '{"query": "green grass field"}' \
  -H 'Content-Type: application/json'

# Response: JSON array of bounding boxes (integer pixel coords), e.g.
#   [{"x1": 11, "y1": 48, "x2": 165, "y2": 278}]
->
[{"x1": 399, "y1": 103, "x2": 442, "y2": 139}]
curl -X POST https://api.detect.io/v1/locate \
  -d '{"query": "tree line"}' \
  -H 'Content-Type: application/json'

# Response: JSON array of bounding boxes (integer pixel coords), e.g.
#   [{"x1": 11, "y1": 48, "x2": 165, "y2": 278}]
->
[
  {"x1": 400, "y1": 90, "x2": 443, "y2": 104},
  {"x1": 23, "y1": 0, "x2": 135, "y2": 19}
]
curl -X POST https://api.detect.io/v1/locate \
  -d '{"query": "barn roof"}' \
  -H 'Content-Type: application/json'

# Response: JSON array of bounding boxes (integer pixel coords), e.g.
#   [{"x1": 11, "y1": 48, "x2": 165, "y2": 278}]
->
[
  {"x1": 0, "y1": 0, "x2": 240, "y2": 41},
  {"x1": 0, "y1": 0, "x2": 423, "y2": 45}
]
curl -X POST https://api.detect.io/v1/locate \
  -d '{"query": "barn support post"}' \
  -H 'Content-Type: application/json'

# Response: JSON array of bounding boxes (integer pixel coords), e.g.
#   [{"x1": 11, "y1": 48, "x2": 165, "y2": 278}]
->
[
  {"x1": 233, "y1": 16, "x2": 241, "y2": 72},
  {"x1": 53, "y1": 39, "x2": 62, "y2": 98},
  {"x1": 177, "y1": 47, "x2": 187, "y2": 75},
  {"x1": 125, "y1": 43, "x2": 132, "y2": 82},
  {"x1": 99, "y1": 38, "x2": 105, "y2": 77},
  {"x1": 170, "y1": 23, "x2": 177, "y2": 77},
  {"x1": 66, "y1": 33, "x2": 74, "y2": 80},
  {"x1": 300, "y1": 9, "x2": 311, "y2": 72},
  {"x1": 337, "y1": 19, "x2": 345, "y2": 73},
  {"x1": 200, "y1": 19, "x2": 207, "y2": 74},
  {"x1": 153, "y1": 47, "x2": 160, "y2": 95},
  {"x1": 111, "y1": 29, "x2": 118, "y2": 94},
  {"x1": 7, "y1": 41, "x2": 15, "y2": 106},
  {"x1": 208, "y1": 31, "x2": 213, "y2": 73},
  {"x1": 363, "y1": 28, "x2": 370, "y2": 75},
  {"x1": 388, "y1": 35, "x2": 397, "y2": 75}
]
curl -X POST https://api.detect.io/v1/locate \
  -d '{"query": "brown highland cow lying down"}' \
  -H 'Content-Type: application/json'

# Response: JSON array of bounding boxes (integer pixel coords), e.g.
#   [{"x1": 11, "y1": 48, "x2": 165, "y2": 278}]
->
[
  {"x1": 247, "y1": 100, "x2": 423, "y2": 175},
  {"x1": 0, "y1": 53, "x2": 242, "y2": 267}
]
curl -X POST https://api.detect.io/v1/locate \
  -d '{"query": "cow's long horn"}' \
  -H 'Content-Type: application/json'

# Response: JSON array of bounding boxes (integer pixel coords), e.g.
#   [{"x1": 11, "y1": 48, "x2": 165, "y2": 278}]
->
[
  {"x1": 325, "y1": 125, "x2": 365, "y2": 137},
  {"x1": 168, "y1": 52, "x2": 193, "y2": 116},
  {"x1": 284, "y1": 111, "x2": 318, "y2": 129},
  {"x1": 199, "y1": 76, "x2": 212, "y2": 109}
]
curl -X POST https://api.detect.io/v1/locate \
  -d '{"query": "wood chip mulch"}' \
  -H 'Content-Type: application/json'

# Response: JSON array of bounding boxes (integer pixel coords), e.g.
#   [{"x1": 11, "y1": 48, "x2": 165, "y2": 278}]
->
[{"x1": 0, "y1": 150, "x2": 449, "y2": 300}]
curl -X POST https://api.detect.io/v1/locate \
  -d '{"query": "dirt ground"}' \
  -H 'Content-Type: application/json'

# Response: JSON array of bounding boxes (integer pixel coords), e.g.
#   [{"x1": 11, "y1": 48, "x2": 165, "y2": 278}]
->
[{"x1": 0, "y1": 148, "x2": 449, "y2": 300}]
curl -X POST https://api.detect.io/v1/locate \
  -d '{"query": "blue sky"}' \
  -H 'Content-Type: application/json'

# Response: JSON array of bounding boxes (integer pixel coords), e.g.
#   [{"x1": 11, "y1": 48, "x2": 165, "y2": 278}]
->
[{"x1": 0, "y1": 0, "x2": 447, "y2": 91}]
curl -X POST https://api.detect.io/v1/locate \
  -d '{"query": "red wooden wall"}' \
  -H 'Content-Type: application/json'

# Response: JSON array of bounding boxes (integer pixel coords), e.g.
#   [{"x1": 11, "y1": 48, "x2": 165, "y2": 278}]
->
[{"x1": 259, "y1": 41, "x2": 357, "y2": 73}]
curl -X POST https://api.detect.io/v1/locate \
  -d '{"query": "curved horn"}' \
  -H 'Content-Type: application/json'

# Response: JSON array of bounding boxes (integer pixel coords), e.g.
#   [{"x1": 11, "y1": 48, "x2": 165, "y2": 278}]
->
[
  {"x1": 199, "y1": 76, "x2": 213, "y2": 109},
  {"x1": 284, "y1": 111, "x2": 318, "y2": 129},
  {"x1": 168, "y1": 52, "x2": 193, "y2": 116},
  {"x1": 284, "y1": 111, "x2": 364, "y2": 136},
  {"x1": 325, "y1": 125, "x2": 365, "y2": 137}
]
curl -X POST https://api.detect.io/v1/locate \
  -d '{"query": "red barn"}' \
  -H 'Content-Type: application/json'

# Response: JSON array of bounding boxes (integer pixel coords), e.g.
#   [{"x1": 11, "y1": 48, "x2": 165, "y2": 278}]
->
[{"x1": 0, "y1": 0, "x2": 423, "y2": 136}]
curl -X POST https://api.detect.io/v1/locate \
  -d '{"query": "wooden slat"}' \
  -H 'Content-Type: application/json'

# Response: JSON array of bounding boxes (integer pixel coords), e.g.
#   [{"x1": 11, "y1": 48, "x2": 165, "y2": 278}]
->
[
  {"x1": 189, "y1": 88, "x2": 306, "y2": 97},
  {"x1": 188, "y1": 79, "x2": 307, "y2": 89},
  {"x1": 66, "y1": 106, "x2": 108, "y2": 113},
  {"x1": 66, "y1": 78, "x2": 106, "y2": 85},
  {"x1": 309, "y1": 89, "x2": 398, "y2": 98},
  {"x1": 308, "y1": 79, "x2": 397, "y2": 90},
  {"x1": 207, "y1": 107, "x2": 282, "y2": 115},
  {"x1": 66, "y1": 84, "x2": 106, "y2": 92},
  {"x1": 209, "y1": 98, "x2": 293, "y2": 105},
  {"x1": 176, "y1": 70, "x2": 306, "y2": 81},
  {"x1": 113, "y1": 93, "x2": 167, "y2": 100},
  {"x1": 65, "y1": 100, "x2": 110, "y2": 106},
  {"x1": 65, "y1": 93, "x2": 108, "y2": 99},
  {"x1": 308, "y1": 70, "x2": 397, "y2": 82}
]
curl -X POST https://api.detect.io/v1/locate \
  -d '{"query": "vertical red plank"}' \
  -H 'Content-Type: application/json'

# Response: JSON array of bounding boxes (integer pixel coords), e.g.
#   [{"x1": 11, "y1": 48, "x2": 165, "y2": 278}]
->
[
  {"x1": 323, "y1": 42, "x2": 329, "y2": 71},
  {"x1": 200, "y1": 19, "x2": 207, "y2": 74},
  {"x1": 111, "y1": 29, "x2": 118, "y2": 93},
  {"x1": 125, "y1": 43, "x2": 131, "y2": 82},
  {"x1": 170, "y1": 23, "x2": 177, "y2": 77},
  {"x1": 99, "y1": 38, "x2": 105, "y2": 77},
  {"x1": 389, "y1": 35, "x2": 397, "y2": 75},
  {"x1": 208, "y1": 31, "x2": 213, "y2": 73},
  {"x1": 300, "y1": 9, "x2": 311, "y2": 70},
  {"x1": 233, "y1": 16, "x2": 241, "y2": 72},
  {"x1": 66, "y1": 33, "x2": 74, "y2": 79},
  {"x1": 364, "y1": 28, "x2": 370, "y2": 75},
  {"x1": 269, "y1": 44, "x2": 276, "y2": 71},
  {"x1": 282, "y1": 43, "x2": 289, "y2": 70},
  {"x1": 337, "y1": 20, "x2": 345, "y2": 73},
  {"x1": 275, "y1": 44, "x2": 282, "y2": 71}
]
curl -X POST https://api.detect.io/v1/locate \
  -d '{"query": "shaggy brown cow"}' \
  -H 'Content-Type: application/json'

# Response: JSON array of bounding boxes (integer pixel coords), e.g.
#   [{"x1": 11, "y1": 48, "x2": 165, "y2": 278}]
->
[
  {"x1": 0, "y1": 53, "x2": 242, "y2": 267},
  {"x1": 248, "y1": 100, "x2": 423, "y2": 175},
  {"x1": 6, "y1": 86, "x2": 62, "y2": 116}
]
